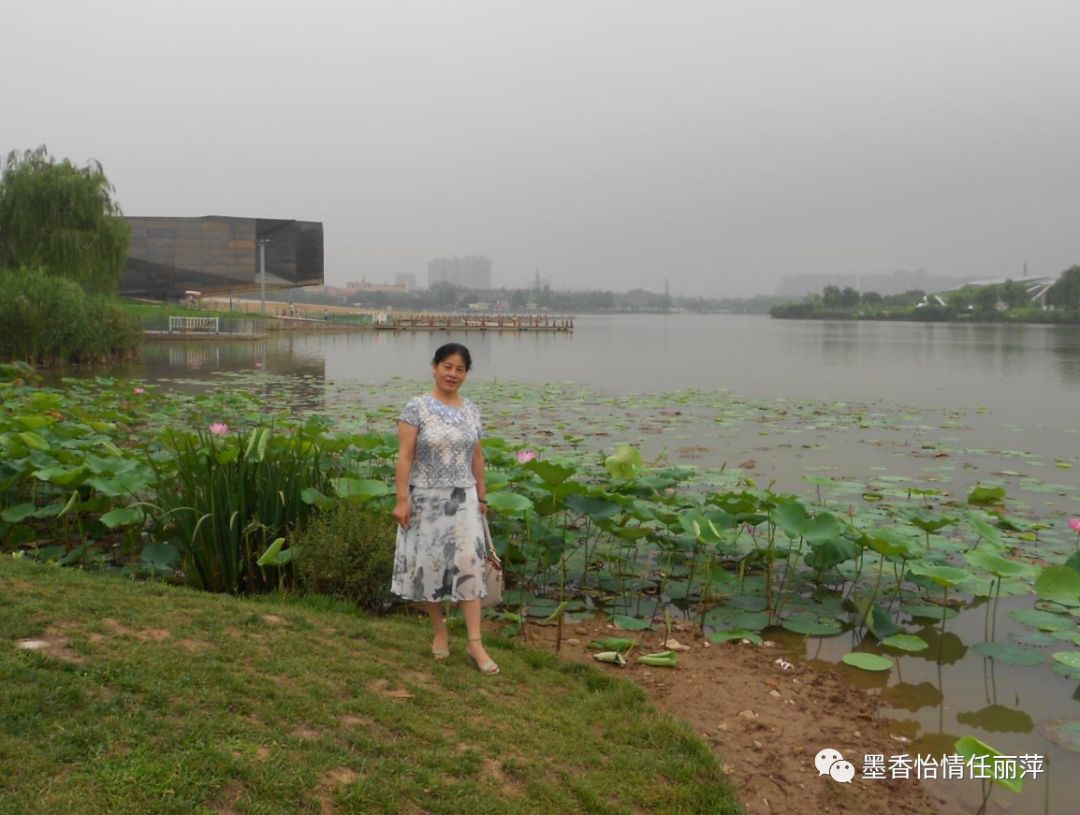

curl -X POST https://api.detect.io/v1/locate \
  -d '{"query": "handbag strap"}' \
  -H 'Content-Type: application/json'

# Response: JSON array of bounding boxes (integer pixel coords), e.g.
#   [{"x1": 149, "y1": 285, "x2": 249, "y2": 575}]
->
[{"x1": 482, "y1": 517, "x2": 501, "y2": 566}]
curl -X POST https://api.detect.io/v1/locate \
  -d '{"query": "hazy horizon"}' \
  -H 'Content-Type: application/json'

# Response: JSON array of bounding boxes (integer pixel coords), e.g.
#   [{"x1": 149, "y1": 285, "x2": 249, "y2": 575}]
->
[{"x1": 5, "y1": 1, "x2": 1079, "y2": 298}]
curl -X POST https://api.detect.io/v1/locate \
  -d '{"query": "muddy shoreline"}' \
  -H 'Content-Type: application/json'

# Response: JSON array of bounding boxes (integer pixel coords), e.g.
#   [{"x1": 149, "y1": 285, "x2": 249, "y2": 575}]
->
[{"x1": 522, "y1": 618, "x2": 955, "y2": 815}]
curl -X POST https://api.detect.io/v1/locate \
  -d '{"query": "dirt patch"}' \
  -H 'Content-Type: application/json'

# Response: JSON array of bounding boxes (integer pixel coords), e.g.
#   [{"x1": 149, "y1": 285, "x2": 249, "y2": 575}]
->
[
  {"x1": 312, "y1": 767, "x2": 360, "y2": 815},
  {"x1": 207, "y1": 780, "x2": 245, "y2": 815},
  {"x1": 399, "y1": 670, "x2": 438, "y2": 689},
  {"x1": 340, "y1": 714, "x2": 373, "y2": 729},
  {"x1": 179, "y1": 638, "x2": 210, "y2": 653},
  {"x1": 102, "y1": 618, "x2": 171, "y2": 642},
  {"x1": 292, "y1": 726, "x2": 322, "y2": 742},
  {"x1": 261, "y1": 614, "x2": 286, "y2": 625},
  {"x1": 17, "y1": 624, "x2": 86, "y2": 664},
  {"x1": 524, "y1": 619, "x2": 949, "y2": 815},
  {"x1": 366, "y1": 678, "x2": 414, "y2": 700},
  {"x1": 480, "y1": 757, "x2": 524, "y2": 796}
]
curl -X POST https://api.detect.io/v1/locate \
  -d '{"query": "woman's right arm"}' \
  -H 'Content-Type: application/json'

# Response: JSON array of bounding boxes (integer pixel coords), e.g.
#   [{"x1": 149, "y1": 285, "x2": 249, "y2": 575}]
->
[{"x1": 394, "y1": 420, "x2": 418, "y2": 528}]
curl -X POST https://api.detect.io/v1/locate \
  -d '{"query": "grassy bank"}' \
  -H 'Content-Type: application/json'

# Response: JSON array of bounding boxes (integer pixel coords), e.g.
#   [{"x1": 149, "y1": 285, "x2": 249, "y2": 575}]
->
[
  {"x1": 0, "y1": 557, "x2": 739, "y2": 815},
  {"x1": 117, "y1": 298, "x2": 275, "y2": 321}
]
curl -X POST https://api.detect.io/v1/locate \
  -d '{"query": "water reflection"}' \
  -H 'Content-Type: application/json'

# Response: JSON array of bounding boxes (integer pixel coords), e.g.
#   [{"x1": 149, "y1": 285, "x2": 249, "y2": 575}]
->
[
  {"x1": 956, "y1": 704, "x2": 1034, "y2": 734},
  {"x1": 880, "y1": 681, "x2": 944, "y2": 712}
]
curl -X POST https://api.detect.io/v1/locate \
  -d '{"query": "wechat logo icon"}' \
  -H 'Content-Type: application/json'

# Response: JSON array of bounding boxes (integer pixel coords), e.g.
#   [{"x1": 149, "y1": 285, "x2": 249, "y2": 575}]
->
[{"x1": 815, "y1": 748, "x2": 855, "y2": 783}]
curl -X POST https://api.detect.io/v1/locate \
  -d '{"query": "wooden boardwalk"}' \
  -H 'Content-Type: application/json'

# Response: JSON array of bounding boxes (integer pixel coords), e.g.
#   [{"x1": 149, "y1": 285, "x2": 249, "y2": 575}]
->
[{"x1": 376, "y1": 313, "x2": 573, "y2": 332}]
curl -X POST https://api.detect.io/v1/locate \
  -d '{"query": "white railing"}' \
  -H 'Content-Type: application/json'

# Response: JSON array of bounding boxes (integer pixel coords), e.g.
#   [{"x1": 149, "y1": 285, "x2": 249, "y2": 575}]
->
[{"x1": 168, "y1": 316, "x2": 219, "y2": 334}]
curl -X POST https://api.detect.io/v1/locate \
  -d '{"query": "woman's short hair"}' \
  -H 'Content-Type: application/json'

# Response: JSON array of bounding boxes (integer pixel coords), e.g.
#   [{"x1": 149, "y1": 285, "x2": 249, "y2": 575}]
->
[{"x1": 432, "y1": 342, "x2": 472, "y2": 371}]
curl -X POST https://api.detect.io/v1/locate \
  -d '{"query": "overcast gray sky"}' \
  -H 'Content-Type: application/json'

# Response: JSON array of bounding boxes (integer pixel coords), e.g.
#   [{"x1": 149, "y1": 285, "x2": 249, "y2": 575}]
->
[{"x1": 5, "y1": 0, "x2": 1079, "y2": 297}]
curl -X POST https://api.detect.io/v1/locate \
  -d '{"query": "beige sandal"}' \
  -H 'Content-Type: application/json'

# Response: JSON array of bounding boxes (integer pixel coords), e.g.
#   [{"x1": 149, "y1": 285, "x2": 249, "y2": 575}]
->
[
  {"x1": 432, "y1": 633, "x2": 450, "y2": 661},
  {"x1": 467, "y1": 637, "x2": 499, "y2": 674}
]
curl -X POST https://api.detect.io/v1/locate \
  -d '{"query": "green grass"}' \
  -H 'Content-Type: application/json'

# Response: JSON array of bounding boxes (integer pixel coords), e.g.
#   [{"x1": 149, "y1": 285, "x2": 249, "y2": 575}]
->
[
  {"x1": 118, "y1": 299, "x2": 274, "y2": 321},
  {"x1": 0, "y1": 558, "x2": 739, "y2": 815}
]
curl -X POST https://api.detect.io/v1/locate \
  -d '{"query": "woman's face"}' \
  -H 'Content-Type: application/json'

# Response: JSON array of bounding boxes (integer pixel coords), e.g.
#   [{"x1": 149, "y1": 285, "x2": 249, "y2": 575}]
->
[{"x1": 433, "y1": 353, "x2": 468, "y2": 394}]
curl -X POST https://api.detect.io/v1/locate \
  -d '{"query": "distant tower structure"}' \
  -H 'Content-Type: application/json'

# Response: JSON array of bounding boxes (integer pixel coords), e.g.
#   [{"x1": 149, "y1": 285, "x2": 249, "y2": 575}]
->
[
  {"x1": 534, "y1": 269, "x2": 541, "y2": 289},
  {"x1": 664, "y1": 277, "x2": 670, "y2": 296},
  {"x1": 1023, "y1": 262, "x2": 1028, "y2": 278}
]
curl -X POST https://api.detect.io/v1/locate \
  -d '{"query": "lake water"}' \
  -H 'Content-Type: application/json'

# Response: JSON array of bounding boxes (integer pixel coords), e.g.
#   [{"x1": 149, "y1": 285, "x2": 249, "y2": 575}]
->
[{"x1": 123, "y1": 314, "x2": 1080, "y2": 814}]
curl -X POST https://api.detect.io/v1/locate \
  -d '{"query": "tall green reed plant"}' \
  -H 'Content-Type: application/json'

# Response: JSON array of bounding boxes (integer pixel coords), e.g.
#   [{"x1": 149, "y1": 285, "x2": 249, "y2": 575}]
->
[{"x1": 153, "y1": 424, "x2": 329, "y2": 594}]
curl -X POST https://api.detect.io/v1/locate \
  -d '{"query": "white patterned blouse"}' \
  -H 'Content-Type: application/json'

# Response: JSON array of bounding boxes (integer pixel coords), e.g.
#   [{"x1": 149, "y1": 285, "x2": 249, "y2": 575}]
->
[{"x1": 399, "y1": 393, "x2": 483, "y2": 488}]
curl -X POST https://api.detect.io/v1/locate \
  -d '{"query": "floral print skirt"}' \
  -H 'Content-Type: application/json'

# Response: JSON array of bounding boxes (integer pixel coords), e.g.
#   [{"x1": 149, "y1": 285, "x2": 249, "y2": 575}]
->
[{"x1": 391, "y1": 485, "x2": 487, "y2": 602}]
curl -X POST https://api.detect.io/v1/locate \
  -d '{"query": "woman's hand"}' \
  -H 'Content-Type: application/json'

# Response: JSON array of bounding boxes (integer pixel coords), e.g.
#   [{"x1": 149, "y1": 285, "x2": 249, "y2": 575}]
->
[
  {"x1": 478, "y1": 500, "x2": 488, "y2": 518},
  {"x1": 393, "y1": 499, "x2": 410, "y2": 529}
]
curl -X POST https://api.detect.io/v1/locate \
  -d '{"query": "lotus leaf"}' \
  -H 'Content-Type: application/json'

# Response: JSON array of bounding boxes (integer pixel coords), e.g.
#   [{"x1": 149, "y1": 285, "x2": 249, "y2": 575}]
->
[
  {"x1": 966, "y1": 512, "x2": 1004, "y2": 548},
  {"x1": 841, "y1": 652, "x2": 892, "y2": 672},
  {"x1": 604, "y1": 444, "x2": 643, "y2": 478},
  {"x1": 906, "y1": 561, "x2": 972, "y2": 588},
  {"x1": 804, "y1": 538, "x2": 860, "y2": 571},
  {"x1": 881, "y1": 634, "x2": 928, "y2": 652},
  {"x1": 483, "y1": 490, "x2": 534, "y2": 515},
  {"x1": 331, "y1": 478, "x2": 391, "y2": 502},
  {"x1": 901, "y1": 603, "x2": 959, "y2": 621},
  {"x1": 524, "y1": 459, "x2": 575, "y2": 486},
  {"x1": 563, "y1": 493, "x2": 621, "y2": 520},
  {"x1": 1008, "y1": 608, "x2": 1074, "y2": 632},
  {"x1": 1037, "y1": 718, "x2": 1080, "y2": 754},
  {"x1": 866, "y1": 604, "x2": 902, "y2": 639},
  {"x1": 707, "y1": 629, "x2": 763, "y2": 646},
  {"x1": 967, "y1": 485, "x2": 1006, "y2": 506},
  {"x1": 99, "y1": 507, "x2": 143, "y2": 528},
  {"x1": 773, "y1": 498, "x2": 811, "y2": 537},
  {"x1": 1035, "y1": 565, "x2": 1080, "y2": 607},
  {"x1": 140, "y1": 542, "x2": 180, "y2": 572},
  {"x1": 1, "y1": 503, "x2": 35, "y2": 523},
  {"x1": 954, "y1": 736, "x2": 1022, "y2": 793},
  {"x1": 964, "y1": 549, "x2": 1034, "y2": 579},
  {"x1": 1008, "y1": 630, "x2": 1057, "y2": 648},
  {"x1": 1052, "y1": 651, "x2": 1080, "y2": 669},
  {"x1": 780, "y1": 614, "x2": 843, "y2": 636},
  {"x1": 612, "y1": 614, "x2": 653, "y2": 631},
  {"x1": 971, "y1": 642, "x2": 1046, "y2": 666}
]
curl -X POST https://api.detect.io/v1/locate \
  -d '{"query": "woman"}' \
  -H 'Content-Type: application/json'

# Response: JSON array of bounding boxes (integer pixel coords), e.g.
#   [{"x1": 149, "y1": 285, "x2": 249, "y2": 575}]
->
[{"x1": 391, "y1": 343, "x2": 498, "y2": 674}]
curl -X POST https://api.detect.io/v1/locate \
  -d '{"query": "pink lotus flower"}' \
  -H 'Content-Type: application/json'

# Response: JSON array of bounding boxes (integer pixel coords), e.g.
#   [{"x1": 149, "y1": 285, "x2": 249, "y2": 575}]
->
[
  {"x1": 516, "y1": 449, "x2": 537, "y2": 464},
  {"x1": 132, "y1": 387, "x2": 145, "y2": 394},
  {"x1": 208, "y1": 422, "x2": 229, "y2": 436},
  {"x1": 255, "y1": 362, "x2": 263, "y2": 369},
  {"x1": 1070, "y1": 518, "x2": 1080, "y2": 533}
]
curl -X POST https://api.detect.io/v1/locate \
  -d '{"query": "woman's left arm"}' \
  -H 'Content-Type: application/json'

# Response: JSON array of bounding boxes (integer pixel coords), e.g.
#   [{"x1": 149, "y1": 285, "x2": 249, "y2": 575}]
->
[{"x1": 471, "y1": 443, "x2": 487, "y2": 516}]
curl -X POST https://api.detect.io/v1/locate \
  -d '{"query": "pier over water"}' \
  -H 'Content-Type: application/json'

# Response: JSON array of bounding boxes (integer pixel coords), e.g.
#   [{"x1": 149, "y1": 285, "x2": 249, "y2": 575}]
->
[{"x1": 376, "y1": 312, "x2": 573, "y2": 332}]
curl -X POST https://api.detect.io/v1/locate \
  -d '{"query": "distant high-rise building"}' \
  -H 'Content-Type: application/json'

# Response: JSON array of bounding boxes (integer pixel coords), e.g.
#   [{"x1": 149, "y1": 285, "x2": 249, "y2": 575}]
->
[
  {"x1": 428, "y1": 256, "x2": 492, "y2": 289},
  {"x1": 395, "y1": 272, "x2": 417, "y2": 291}
]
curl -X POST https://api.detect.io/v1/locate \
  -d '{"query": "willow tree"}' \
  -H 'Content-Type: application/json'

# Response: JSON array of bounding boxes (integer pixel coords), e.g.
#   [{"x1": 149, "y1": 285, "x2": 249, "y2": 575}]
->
[{"x1": 0, "y1": 146, "x2": 130, "y2": 294}]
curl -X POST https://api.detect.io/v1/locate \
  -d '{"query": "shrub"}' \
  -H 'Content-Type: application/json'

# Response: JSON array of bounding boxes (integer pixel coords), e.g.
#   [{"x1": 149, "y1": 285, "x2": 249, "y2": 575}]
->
[
  {"x1": 293, "y1": 500, "x2": 397, "y2": 612},
  {"x1": 0, "y1": 267, "x2": 140, "y2": 365}
]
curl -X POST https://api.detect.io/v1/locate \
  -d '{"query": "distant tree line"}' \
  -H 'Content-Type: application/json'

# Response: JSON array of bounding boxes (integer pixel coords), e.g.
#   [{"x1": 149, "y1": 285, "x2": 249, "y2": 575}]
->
[{"x1": 771, "y1": 268, "x2": 1080, "y2": 323}]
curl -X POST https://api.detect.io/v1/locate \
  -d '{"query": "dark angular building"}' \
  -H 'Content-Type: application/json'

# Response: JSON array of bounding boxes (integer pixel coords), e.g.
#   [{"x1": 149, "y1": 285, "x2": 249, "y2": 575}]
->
[{"x1": 120, "y1": 216, "x2": 323, "y2": 300}]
